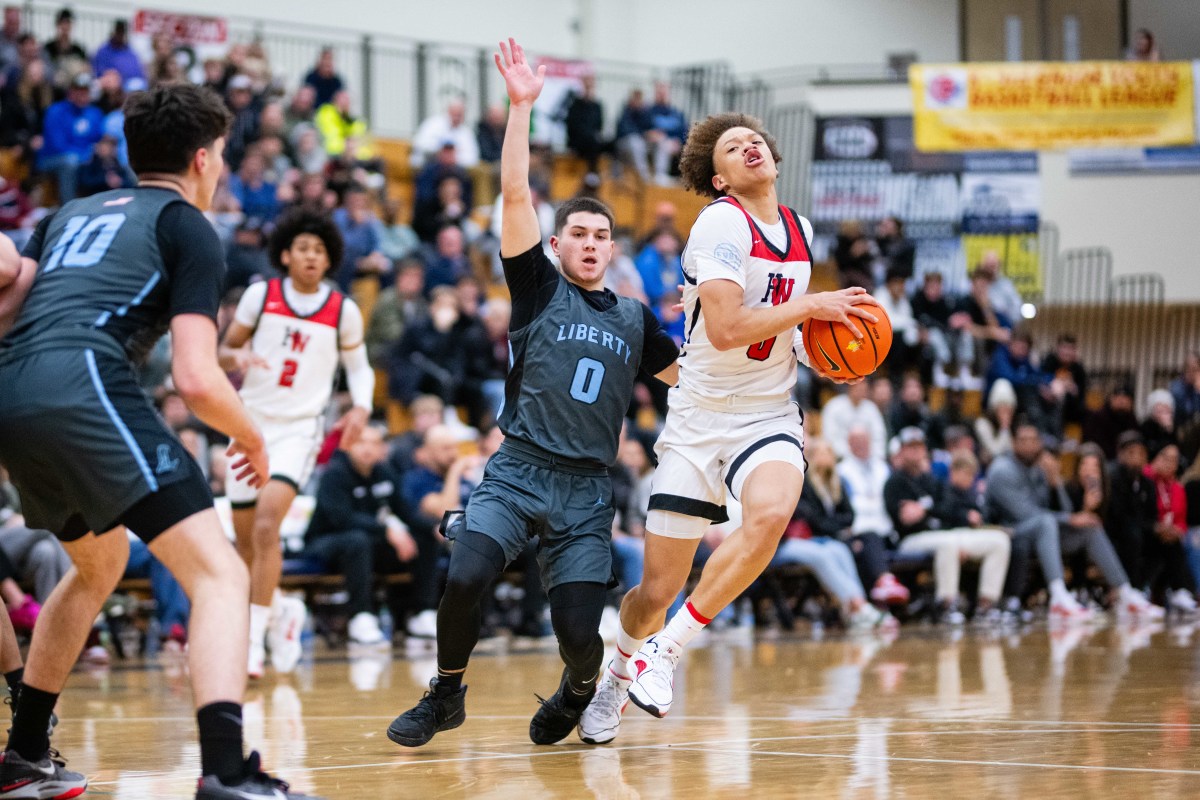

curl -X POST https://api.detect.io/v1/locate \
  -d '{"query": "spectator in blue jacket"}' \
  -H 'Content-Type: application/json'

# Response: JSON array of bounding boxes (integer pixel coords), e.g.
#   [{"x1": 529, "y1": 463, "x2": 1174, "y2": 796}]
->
[
  {"x1": 91, "y1": 20, "x2": 144, "y2": 85},
  {"x1": 227, "y1": 149, "x2": 280, "y2": 222},
  {"x1": 987, "y1": 330, "x2": 1061, "y2": 433},
  {"x1": 634, "y1": 229, "x2": 682, "y2": 307},
  {"x1": 37, "y1": 72, "x2": 103, "y2": 201},
  {"x1": 333, "y1": 186, "x2": 391, "y2": 291}
]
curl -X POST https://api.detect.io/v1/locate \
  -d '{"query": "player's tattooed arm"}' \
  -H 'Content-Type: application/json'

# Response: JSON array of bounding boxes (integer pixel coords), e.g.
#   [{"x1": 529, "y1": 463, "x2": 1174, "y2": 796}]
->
[{"x1": 495, "y1": 37, "x2": 546, "y2": 259}]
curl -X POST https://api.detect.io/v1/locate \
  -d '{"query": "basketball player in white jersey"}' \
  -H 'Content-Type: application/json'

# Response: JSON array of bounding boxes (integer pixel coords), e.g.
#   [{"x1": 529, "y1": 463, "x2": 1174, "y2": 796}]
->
[
  {"x1": 220, "y1": 209, "x2": 376, "y2": 678},
  {"x1": 579, "y1": 113, "x2": 878, "y2": 743}
]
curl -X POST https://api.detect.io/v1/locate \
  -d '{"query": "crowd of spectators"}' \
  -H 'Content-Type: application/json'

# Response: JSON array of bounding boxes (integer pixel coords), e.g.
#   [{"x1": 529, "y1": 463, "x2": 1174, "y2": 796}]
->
[{"x1": 1, "y1": 6, "x2": 1198, "y2": 659}]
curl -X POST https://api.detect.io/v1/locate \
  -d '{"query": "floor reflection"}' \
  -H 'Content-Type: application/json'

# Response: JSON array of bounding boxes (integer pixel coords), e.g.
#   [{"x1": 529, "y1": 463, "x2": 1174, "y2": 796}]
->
[{"x1": 58, "y1": 619, "x2": 1200, "y2": 799}]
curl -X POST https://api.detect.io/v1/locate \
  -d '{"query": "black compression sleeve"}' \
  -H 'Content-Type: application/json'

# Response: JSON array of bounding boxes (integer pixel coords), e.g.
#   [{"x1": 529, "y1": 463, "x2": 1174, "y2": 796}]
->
[
  {"x1": 501, "y1": 244, "x2": 561, "y2": 330},
  {"x1": 639, "y1": 304, "x2": 679, "y2": 377},
  {"x1": 156, "y1": 202, "x2": 224, "y2": 322}
]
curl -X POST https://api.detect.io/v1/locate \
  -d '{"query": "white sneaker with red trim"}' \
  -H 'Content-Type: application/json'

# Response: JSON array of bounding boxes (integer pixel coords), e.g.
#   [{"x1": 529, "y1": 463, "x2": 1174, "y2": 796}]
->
[
  {"x1": 268, "y1": 596, "x2": 307, "y2": 673},
  {"x1": 627, "y1": 636, "x2": 682, "y2": 718},
  {"x1": 1118, "y1": 588, "x2": 1165, "y2": 620},
  {"x1": 1049, "y1": 598, "x2": 1093, "y2": 624}
]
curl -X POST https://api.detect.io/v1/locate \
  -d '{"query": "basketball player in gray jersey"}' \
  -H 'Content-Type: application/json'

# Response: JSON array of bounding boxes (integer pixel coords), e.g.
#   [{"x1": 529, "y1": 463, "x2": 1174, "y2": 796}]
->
[
  {"x1": 386, "y1": 37, "x2": 679, "y2": 748},
  {"x1": 0, "y1": 84, "x2": 316, "y2": 799}
]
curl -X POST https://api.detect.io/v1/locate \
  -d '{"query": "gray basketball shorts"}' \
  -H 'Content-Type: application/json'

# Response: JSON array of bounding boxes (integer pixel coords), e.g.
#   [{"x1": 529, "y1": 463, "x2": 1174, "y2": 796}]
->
[{"x1": 464, "y1": 450, "x2": 614, "y2": 590}]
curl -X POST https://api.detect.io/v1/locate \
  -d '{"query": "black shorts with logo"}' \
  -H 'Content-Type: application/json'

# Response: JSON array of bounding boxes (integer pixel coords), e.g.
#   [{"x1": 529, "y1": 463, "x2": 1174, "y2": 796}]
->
[{"x1": 0, "y1": 337, "x2": 212, "y2": 541}]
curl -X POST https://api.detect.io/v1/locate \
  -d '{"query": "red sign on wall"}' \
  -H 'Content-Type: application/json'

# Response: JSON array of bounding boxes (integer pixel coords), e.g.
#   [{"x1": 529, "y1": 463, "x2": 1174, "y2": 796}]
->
[{"x1": 133, "y1": 9, "x2": 228, "y2": 45}]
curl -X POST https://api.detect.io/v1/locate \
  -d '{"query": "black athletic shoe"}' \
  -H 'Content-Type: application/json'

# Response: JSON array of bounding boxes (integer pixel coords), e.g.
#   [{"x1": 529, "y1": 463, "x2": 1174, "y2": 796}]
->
[
  {"x1": 195, "y1": 751, "x2": 322, "y2": 799},
  {"x1": 386, "y1": 679, "x2": 467, "y2": 747},
  {"x1": 529, "y1": 669, "x2": 596, "y2": 745},
  {"x1": 0, "y1": 748, "x2": 86, "y2": 798}
]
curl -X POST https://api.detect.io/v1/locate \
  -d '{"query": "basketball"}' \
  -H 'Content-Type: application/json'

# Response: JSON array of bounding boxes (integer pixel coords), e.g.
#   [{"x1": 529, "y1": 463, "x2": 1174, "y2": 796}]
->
[{"x1": 803, "y1": 302, "x2": 892, "y2": 379}]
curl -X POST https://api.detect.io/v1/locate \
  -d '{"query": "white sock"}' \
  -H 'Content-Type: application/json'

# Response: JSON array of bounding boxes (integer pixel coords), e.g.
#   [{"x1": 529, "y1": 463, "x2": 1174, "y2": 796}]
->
[
  {"x1": 1048, "y1": 579, "x2": 1075, "y2": 606},
  {"x1": 609, "y1": 624, "x2": 648, "y2": 682},
  {"x1": 250, "y1": 603, "x2": 271, "y2": 646},
  {"x1": 660, "y1": 600, "x2": 712, "y2": 649}
]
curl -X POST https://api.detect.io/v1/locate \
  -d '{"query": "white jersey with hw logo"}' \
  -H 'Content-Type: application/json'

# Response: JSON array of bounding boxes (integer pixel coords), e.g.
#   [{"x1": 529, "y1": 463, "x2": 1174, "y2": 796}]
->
[
  {"x1": 678, "y1": 197, "x2": 814, "y2": 399},
  {"x1": 647, "y1": 197, "x2": 814, "y2": 537}
]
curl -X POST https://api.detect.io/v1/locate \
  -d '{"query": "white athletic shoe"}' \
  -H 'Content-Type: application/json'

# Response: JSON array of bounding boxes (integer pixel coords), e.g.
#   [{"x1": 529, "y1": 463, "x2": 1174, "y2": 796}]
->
[
  {"x1": 248, "y1": 638, "x2": 266, "y2": 680},
  {"x1": 578, "y1": 669, "x2": 630, "y2": 745},
  {"x1": 627, "y1": 636, "x2": 682, "y2": 718},
  {"x1": 1119, "y1": 589, "x2": 1165, "y2": 621},
  {"x1": 407, "y1": 609, "x2": 438, "y2": 639},
  {"x1": 268, "y1": 596, "x2": 307, "y2": 673},
  {"x1": 348, "y1": 612, "x2": 389, "y2": 647},
  {"x1": 1169, "y1": 589, "x2": 1198, "y2": 615}
]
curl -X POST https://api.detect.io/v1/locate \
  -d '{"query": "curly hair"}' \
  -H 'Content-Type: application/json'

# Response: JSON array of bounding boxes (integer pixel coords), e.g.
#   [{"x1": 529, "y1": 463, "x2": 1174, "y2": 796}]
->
[
  {"x1": 268, "y1": 208, "x2": 344, "y2": 275},
  {"x1": 678, "y1": 113, "x2": 782, "y2": 199}
]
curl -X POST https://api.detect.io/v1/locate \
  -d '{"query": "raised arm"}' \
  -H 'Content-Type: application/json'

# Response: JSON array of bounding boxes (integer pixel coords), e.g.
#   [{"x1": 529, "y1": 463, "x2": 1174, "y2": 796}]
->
[{"x1": 494, "y1": 37, "x2": 546, "y2": 257}]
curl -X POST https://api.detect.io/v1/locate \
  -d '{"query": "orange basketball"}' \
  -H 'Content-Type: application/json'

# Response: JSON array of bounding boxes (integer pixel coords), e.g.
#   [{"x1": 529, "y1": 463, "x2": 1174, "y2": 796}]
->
[{"x1": 802, "y1": 302, "x2": 892, "y2": 380}]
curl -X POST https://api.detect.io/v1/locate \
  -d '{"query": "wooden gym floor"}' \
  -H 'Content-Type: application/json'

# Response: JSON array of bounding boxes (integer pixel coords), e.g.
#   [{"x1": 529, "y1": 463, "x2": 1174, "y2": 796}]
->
[{"x1": 52, "y1": 622, "x2": 1200, "y2": 798}]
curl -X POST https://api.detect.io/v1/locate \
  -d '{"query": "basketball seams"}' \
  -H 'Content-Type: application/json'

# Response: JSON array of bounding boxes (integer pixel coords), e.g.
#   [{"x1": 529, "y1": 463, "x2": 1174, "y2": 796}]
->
[{"x1": 827, "y1": 321, "x2": 862, "y2": 378}]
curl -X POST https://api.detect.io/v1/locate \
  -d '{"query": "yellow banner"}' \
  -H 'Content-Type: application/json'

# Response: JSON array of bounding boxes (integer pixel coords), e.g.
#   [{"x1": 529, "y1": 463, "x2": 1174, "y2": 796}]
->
[
  {"x1": 962, "y1": 234, "x2": 1042, "y2": 298},
  {"x1": 911, "y1": 61, "x2": 1196, "y2": 151}
]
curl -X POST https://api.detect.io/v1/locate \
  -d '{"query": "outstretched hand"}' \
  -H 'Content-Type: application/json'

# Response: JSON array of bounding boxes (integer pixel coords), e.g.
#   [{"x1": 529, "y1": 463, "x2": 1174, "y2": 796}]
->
[{"x1": 494, "y1": 37, "x2": 545, "y2": 106}]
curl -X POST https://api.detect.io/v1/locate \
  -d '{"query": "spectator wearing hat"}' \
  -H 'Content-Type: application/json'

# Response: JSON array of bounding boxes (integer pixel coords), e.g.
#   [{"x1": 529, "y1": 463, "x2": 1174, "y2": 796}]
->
[
  {"x1": 224, "y1": 73, "x2": 261, "y2": 171},
  {"x1": 91, "y1": 19, "x2": 143, "y2": 85},
  {"x1": 1106, "y1": 430, "x2": 1156, "y2": 589},
  {"x1": 1141, "y1": 388, "x2": 1179, "y2": 459},
  {"x1": 303, "y1": 46, "x2": 344, "y2": 107},
  {"x1": 75, "y1": 133, "x2": 133, "y2": 196},
  {"x1": 1083, "y1": 384, "x2": 1140, "y2": 460},
  {"x1": 976, "y1": 378, "x2": 1017, "y2": 466},
  {"x1": 411, "y1": 99, "x2": 479, "y2": 168},
  {"x1": 36, "y1": 71, "x2": 102, "y2": 201},
  {"x1": 1142, "y1": 443, "x2": 1197, "y2": 613}
]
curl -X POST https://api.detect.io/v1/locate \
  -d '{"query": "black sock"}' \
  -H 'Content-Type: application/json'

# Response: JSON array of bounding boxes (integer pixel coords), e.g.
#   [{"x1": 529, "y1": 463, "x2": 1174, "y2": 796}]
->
[
  {"x1": 564, "y1": 673, "x2": 597, "y2": 709},
  {"x1": 7, "y1": 684, "x2": 55, "y2": 762},
  {"x1": 4, "y1": 668, "x2": 23, "y2": 707},
  {"x1": 196, "y1": 702, "x2": 245, "y2": 784},
  {"x1": 435, "y1": 669, "x2": 464, "y2": 694}
]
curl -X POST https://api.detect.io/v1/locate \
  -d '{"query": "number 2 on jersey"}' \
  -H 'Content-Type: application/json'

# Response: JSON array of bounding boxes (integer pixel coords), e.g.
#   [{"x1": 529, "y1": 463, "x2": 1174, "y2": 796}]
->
[{"x1": 278, "y1": 359, "x2": 299, "y2": 388}]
